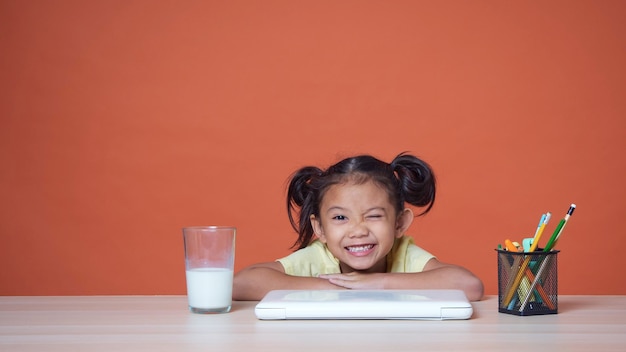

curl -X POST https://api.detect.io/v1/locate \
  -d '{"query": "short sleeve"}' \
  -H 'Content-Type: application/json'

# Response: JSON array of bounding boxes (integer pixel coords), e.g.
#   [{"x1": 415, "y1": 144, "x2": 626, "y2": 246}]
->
[
  {"x1": 277, "y1": 240, "x2": 341, "y2": 276},
  {"x1": 388, "y1": 236, "x2": 435, "y2": 273}
]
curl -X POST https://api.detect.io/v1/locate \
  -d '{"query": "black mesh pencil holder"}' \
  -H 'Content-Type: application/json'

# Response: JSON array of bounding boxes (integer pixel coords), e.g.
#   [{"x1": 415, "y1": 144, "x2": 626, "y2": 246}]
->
[{"x1": 496, "y1": 249, "x2": 559, "y2": 316}]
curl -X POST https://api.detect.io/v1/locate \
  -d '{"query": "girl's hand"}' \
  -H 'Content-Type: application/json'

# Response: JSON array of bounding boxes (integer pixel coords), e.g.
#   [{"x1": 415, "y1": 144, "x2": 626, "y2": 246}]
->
[
  {"x1": 319, "y1": 272, "x2": 386, "y2": 289},
  {"x1": 317, "y1": 260, "x2": 484, "y2": 301}
]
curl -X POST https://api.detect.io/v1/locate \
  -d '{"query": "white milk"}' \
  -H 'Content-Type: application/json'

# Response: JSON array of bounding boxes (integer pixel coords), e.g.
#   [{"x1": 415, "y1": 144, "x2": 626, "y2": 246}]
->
[{"x1": 185, "y1": 268, "x2": 233, "y2": 309}]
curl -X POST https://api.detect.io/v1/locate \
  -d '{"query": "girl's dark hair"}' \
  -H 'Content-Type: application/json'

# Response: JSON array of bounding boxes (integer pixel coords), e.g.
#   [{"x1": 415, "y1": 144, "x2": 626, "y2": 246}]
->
[{"x1": 286, "y1": 152, "x2": 436, "y2": 250}]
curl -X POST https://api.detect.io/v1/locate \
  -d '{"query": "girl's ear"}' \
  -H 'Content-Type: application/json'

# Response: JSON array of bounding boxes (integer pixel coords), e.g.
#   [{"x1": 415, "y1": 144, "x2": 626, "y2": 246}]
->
[
  {"x1": 395, "y1": 208, "x2": 414, "y2": 238},
  {"x1": 310, "y1": 215, "x2": 326, "y2": 243}
]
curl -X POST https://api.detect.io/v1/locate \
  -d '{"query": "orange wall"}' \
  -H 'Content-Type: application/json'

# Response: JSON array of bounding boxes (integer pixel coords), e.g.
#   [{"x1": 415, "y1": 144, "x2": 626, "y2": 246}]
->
[{"x1": 1, "y1": 0, "x2": 625, "y2": 296}]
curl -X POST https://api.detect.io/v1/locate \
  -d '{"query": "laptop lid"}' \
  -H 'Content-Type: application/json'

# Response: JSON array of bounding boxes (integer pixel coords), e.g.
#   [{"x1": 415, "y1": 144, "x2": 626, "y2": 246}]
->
[{"x1": 254, "y1": 289, "x2": 473, "y2": 320}]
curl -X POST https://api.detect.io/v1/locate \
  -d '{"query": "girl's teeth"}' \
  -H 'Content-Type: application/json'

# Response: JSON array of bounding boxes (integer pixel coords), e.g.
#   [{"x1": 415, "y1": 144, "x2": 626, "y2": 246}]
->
[{"x1": 347, "y1": 245, "x2": 373, "y2": 252}]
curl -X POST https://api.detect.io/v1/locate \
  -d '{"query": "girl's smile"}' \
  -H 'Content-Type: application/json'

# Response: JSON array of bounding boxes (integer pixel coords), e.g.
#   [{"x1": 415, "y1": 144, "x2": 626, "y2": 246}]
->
[{"x1": 345, "y1": 243, "x2": 376, "y2": 256}]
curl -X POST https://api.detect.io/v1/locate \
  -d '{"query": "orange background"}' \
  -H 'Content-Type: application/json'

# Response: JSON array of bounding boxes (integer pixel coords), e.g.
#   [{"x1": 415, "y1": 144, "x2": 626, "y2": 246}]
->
[{"x1": 1, "y1": 1, "x2": 625, "y2": 296}]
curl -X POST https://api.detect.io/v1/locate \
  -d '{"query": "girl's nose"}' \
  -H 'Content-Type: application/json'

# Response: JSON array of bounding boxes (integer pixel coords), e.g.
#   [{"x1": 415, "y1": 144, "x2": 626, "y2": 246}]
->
[{"x1": 348, "y1": 221, "x2": 368, "y2": 238}]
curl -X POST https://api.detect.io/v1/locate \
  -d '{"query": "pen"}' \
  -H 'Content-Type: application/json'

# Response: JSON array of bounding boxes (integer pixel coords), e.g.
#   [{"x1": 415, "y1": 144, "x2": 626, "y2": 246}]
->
[
  {"x1": 543, "y1": 204, "x2": 576, "y2": 252},
  {"x1": 529, "y1": 212, "x2": 551, "y2": 252},
  {"x1": 533, "y1": 213, "x2": 546, "y2": 238}
]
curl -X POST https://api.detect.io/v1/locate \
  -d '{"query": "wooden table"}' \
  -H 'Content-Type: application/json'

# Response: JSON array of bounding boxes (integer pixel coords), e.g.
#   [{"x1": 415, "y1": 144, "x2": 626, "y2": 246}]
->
[{"x1": 1, "y1": 295, "x2": 625, "y2": 351}]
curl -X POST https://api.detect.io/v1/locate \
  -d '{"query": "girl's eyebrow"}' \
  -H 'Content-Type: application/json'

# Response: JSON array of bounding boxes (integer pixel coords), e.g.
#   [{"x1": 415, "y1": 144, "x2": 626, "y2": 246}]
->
[
  {"x1": 364, "y1": 207, "x2": 387, "y2": 213},
  {"x1": 325, "y1": 206, "x2": 387, "y2": 213},
  {"x1": 325, "y1": 206, "x2": 346, "y2": 213}
]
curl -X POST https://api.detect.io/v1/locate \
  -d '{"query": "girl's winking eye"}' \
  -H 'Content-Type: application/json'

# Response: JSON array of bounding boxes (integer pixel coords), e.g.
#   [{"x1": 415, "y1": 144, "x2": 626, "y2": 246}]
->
[{"x1": 364, "y1": 208, "x2": 386, "y2": 219}]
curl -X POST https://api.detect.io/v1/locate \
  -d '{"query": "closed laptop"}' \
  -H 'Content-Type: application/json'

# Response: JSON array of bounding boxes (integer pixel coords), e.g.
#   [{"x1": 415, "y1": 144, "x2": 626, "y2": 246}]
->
[{"x1": 255, "y1": 289, "x2": 473, "y2": 320}]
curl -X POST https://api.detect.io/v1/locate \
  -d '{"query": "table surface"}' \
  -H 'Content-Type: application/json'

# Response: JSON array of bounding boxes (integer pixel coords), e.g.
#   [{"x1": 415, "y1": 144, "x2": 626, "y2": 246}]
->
[{"x1": 1, "y1": 295, "x2": 625, "y2": 351}]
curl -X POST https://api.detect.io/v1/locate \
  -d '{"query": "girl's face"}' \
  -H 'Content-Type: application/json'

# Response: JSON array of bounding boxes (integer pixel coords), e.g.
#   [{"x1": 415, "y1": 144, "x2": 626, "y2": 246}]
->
[{"x1": 310, "y1": 180, "x2": 413, "y2": 273}]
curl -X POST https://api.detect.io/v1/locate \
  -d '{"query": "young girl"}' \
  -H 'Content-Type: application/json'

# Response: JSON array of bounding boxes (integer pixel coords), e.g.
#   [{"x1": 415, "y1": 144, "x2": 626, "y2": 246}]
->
[{"x1": 233, "y1": 153, "x2": 484, "y2": 301}]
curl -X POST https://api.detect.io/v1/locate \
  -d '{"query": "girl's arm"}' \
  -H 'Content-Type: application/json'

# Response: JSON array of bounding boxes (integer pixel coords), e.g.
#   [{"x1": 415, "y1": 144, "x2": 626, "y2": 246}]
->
[
  {"x1": 320, "y1": 258, "x2": 484, "y2": 301},
  {"x1": 232, "y1": 261, "x2": 343, "y2": 301}
]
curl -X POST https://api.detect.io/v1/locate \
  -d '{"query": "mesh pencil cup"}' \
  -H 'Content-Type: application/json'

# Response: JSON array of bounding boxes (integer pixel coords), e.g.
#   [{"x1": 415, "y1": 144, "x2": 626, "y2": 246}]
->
[{"x1": 496, "y1": 249, "x2": 559, "y2": 316}]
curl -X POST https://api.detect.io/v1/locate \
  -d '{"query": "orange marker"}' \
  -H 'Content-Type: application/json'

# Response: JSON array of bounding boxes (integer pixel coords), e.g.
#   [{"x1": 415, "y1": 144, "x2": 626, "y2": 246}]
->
[{"x1": 504, "y1": 239, "x2": 521, "y2": 252}]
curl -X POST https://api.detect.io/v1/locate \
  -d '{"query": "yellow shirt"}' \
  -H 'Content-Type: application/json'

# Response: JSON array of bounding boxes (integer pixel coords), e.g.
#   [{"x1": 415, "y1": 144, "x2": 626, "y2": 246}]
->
[{"x1": 277, "y1": 235, "x2": 434, "y2": 276}]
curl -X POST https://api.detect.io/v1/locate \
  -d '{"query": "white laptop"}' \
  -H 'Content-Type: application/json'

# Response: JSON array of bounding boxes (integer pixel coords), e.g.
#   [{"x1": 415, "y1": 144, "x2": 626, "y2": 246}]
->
[{"x1": 255, "y1": 289, "x2": 473, "y2": 320}]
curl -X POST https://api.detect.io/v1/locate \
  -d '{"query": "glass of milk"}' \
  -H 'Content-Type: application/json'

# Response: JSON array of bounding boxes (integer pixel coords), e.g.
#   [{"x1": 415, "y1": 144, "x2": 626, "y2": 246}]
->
[{"x1": 183, "y1": 226, "x2": 236, "y2": 314}]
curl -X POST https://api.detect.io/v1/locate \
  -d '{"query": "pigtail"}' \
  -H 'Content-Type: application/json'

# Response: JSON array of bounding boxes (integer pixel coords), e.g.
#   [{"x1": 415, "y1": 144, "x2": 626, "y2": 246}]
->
[
  {"x1": 391, "y1": 153, "x2": 436, "y2": 216},
  {"x1": 286, "y1": 166, "x2": 322, "y2": 249}
]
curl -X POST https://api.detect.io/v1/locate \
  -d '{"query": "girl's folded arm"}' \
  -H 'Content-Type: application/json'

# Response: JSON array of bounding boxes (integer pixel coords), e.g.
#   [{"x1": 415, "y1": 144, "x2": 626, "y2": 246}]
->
[
  {"x1": 385, "y1": 259, "x2": 484, "y2": 301},
  {"x1": 232, "y1": 261, "x2": 341, "y2": 301}
]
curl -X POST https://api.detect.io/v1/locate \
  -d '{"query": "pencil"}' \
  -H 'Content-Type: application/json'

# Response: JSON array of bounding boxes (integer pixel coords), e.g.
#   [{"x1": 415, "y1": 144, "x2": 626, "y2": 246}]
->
[
  {"x1": 529, "y1": 212, "x2": 551, "y2": 252},
  {"x1": 544, "y1": 204, "x2": 576, "y2": 252}
]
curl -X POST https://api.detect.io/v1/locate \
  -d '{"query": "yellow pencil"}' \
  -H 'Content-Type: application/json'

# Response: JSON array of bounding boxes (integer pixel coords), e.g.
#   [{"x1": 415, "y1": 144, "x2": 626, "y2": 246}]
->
[{"x1": 529, "y1": 212, "x2": 551, "y2": 252}]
